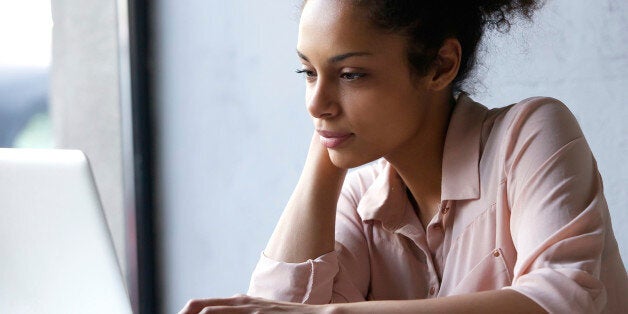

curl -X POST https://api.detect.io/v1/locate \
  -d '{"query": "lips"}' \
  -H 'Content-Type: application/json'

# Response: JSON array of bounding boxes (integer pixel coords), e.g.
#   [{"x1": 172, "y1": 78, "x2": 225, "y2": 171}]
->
[{"x1": 317, "y1": 130, "x2": 353, "y2": 148}]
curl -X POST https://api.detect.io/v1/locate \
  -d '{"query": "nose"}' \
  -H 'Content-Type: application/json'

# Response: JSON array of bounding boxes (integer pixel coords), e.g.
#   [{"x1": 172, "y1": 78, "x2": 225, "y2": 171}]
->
[{"x1": 306, "y1": 78, "x2": 340, "y2": 119}]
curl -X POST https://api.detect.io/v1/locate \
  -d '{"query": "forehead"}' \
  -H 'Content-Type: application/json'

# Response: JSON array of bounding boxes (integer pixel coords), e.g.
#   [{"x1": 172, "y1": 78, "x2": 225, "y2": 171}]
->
[{"x1": 297, "y1": 0, "x2": 402, "y2": 58}]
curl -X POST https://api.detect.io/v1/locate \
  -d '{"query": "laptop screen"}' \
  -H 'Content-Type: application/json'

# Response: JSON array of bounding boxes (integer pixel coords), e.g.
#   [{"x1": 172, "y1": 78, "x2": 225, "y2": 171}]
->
[{"x1": 0, "y1": 149, "x2": 132, "y2": 314}]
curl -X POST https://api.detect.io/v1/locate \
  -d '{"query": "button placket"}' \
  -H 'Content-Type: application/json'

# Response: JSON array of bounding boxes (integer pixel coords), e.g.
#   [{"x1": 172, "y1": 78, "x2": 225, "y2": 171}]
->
[
  {"x1": 427, "y1": 279, "x2": 440, "y2": 298},
  {"x1": 427, "y1": 201, "x2": 452, "y2": 282},
  {"x1": 439, "y1": 200, "x2": 455, "y2": 234}
]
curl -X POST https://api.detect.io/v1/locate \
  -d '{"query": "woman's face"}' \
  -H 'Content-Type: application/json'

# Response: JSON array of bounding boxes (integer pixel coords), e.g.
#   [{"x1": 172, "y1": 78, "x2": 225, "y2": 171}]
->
[{"x1": 298, "y1": 0, "x2": 437, "y2": 168}]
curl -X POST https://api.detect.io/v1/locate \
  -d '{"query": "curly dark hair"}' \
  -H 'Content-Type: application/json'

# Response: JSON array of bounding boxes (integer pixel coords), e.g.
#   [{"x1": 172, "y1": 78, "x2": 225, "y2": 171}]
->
[{"x1": 302, "y1": 0, "x2": 544, "y2": 92}]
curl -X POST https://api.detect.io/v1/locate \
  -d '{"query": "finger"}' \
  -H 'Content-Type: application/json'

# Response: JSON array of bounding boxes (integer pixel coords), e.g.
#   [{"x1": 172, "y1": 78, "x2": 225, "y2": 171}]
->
[
  {"x1": 199, "y1": 305, "x2": 233, "y2": 314},
  {"x1": 199, "y1": 305, "x2": 254, "y2": 314},
  {"x1": 179, "y1": 297, "x2": 247, "y2": 314},
  {"x1": 179, "y1": 298, "x2": 208, "y2": 314},
  {"x1": 180, "y1": 299, "x2": 227, "y2": 314}
]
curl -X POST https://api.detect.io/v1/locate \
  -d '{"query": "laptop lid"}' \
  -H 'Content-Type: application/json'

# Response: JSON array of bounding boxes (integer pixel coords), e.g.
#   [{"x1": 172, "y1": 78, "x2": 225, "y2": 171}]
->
[{"x1": 0, "y1": 148, "x2": 132, "y2": 314}]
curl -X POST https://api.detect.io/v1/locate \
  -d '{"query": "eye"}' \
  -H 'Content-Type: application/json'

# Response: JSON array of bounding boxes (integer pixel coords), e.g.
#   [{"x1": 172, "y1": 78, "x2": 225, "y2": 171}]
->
[
  {"x1": 295, "y1": 68, "x2": 317, "y2": 80},
  {"x1": 340, "y1": 72, "x2": 366, "y2": 81}
]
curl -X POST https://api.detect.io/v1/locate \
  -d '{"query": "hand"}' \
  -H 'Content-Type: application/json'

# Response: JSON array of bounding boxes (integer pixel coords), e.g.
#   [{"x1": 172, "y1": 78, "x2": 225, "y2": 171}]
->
[
  {"x1": 306, "y1": 131, "x2": 345, "y2": 169},
  {"x1": 178, "y1": 294, "x2": 325, "y2": 314}
]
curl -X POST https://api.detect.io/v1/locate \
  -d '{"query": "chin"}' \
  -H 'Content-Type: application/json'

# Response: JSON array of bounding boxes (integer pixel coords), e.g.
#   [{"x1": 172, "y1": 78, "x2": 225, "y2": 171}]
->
[{"x1": 328, "y1": 150, "x2": 378, "y2": 169}]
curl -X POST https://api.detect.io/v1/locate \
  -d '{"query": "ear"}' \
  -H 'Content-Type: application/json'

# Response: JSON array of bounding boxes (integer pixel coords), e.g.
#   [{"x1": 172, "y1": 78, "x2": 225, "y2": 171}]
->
[{"x1": 427, "y1": 38, "x2": 461, "y2": 91}]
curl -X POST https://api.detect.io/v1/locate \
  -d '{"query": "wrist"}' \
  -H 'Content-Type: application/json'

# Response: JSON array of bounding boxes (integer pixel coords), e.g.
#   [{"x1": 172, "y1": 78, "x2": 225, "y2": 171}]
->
[{"x1": 305, "y1": 134, "x2": 347, "y2": 179}]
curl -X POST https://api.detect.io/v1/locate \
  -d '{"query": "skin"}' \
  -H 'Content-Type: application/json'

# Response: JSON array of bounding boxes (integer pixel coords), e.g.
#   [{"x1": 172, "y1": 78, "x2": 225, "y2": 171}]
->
[
  {"x1": 296, "y1": 0, "x2": 453, "y2": 228},
  {"x1": 179, "y1": 0, "x2": 547, "y2": 313}
]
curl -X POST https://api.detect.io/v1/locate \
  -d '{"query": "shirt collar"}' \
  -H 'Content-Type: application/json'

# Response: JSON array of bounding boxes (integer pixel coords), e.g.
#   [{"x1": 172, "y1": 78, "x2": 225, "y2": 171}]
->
[
  {"x1": 356, "y1": 161, "x2": 411, "y2": 229},
  {"x1": 441, "y1": 93, "x2": 487, "y2": 200},
  {"x1": 356, "y1": 94, "x2": 487, "y2": 225}
]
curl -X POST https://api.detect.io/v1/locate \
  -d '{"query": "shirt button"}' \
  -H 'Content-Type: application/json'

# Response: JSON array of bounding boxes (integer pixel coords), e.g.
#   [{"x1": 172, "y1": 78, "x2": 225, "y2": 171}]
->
[
  {"x1": 493, "y1": 249, "x2": 500, "y2": 257},
  {"x1": 429, "y1": 286, "x2": 436, "y2": 295}
]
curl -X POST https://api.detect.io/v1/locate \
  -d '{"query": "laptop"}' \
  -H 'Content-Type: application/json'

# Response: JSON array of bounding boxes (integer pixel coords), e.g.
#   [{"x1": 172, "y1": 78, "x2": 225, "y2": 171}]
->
[{"x1": 0, "y1": 148, "x2": 133, "y2": 313}]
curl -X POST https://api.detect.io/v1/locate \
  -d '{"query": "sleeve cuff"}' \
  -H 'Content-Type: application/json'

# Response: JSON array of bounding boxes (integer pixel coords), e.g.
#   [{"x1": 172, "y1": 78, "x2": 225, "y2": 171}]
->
[{"x1": 247, "y1": 250, "x2": 339, "y2": 304}]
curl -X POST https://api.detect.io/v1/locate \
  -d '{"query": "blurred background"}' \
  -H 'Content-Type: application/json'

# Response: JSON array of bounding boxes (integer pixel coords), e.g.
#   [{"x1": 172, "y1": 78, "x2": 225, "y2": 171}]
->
[
  {"x1": 1, "y1": 0, "x2": 626, "y2": 313},
  {"x1": 0, "y1": 0, "x2": 52, "y2": 149}
]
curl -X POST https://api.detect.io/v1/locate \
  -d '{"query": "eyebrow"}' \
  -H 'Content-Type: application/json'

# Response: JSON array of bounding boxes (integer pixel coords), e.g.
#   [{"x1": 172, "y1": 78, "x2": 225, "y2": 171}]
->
[{"x1": 297, "y1": 50, "x2": 373, "y2": 64}]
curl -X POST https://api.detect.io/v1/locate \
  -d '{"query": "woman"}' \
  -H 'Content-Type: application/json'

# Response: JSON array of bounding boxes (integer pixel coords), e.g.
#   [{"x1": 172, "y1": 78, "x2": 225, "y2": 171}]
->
[{"x1": 181, "y1": 0, "x2": 627, "y2": 312}]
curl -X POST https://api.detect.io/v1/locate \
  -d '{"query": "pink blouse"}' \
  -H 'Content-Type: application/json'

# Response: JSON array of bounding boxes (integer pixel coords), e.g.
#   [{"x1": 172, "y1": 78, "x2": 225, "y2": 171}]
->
[{"x1": 248, "y1": 95, "x2": 628, "y2": 313}]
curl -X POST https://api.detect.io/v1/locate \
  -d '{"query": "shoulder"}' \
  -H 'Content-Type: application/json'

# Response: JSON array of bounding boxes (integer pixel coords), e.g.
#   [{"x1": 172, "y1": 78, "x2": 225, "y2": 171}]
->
[
  {"x1": 483, "y1": 96, "x2": 586, "y2": 157},
  {"x1": 489, "y1": 96, "x2": 584, "y2": 141},
  {"x1": 484, "y1": 96, "x2": 590, "y2": 180}
]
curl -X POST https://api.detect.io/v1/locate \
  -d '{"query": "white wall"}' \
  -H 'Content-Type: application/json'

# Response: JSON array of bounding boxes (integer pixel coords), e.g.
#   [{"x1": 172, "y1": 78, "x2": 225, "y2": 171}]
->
[
  {"x1": 153, "y1": 1, "x2": 308, "y2": 312},
  {"x1": 153, "y1": 1, "x2": 627, "y2": 313},
  {"x1": 50, "y1": 0, "x2": 126, "y2": 278}
]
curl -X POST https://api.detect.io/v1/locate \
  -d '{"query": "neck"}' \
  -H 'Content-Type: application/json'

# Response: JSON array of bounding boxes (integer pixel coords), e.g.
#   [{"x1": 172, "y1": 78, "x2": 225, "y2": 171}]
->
[{"x1": 385, "y1": 91, "x2": 454, "y2": 227}]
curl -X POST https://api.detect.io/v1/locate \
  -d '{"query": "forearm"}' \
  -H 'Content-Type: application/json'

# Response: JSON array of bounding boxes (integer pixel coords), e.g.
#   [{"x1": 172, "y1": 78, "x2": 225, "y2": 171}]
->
[
  {"x1": 264, "y1": 133, "x2": 347, "y2": 263},
  {"x1": 329, "y1": 290, "x2": 546, "y2": 314}
]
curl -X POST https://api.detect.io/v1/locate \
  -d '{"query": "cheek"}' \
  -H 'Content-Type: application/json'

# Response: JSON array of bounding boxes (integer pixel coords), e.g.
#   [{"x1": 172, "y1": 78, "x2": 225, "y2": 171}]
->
[
  {"x1": 347, "y1": 95, "x2": 423, "y2": 140},
  {"x1": 347, "y1": 111, "x2": 414, "y2": 157}
]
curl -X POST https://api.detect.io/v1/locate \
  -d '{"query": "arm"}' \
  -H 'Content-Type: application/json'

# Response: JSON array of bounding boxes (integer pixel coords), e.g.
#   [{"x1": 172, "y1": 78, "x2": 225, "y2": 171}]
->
[
  {"x1": 179, "y1": 289, "x2": 545, "y2": 313},
  {"x1": 264, "y1": 132, "x2": 347, "y2": 263},
  {"x1": 247, "y1": 133, "x2": 371, "y2": 304},
  {"x1": 502, "y1": 99, "x2": 608, "y2": 312},
  {"x1": 331, "y1": 289, "x2": 545, "y2": 313}
]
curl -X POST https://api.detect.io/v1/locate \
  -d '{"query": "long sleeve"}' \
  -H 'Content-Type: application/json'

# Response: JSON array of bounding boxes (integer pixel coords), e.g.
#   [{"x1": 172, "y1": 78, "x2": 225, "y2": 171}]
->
[
  {"x1": 502, "y1": 98, "x2": 620, "y2": 313},
  {"x1": 247, "y1": 171, "x2": 371, "y2": 304}
]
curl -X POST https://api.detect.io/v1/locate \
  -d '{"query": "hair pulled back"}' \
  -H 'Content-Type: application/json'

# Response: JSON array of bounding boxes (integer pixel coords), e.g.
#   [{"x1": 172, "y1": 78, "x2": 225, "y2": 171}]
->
[{"x1": 303, "y1": 0, "x2": 543, "y2": 91}]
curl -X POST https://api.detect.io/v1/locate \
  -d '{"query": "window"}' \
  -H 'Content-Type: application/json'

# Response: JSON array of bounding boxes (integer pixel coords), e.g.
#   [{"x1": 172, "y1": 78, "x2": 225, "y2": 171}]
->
[{"x1": 0, "y1": 0, "x2": 53, "y2": 148}]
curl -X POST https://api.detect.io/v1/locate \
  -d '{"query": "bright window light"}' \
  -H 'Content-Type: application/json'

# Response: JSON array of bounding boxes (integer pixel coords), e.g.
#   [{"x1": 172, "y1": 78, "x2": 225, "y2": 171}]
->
[{"x1": 0, "y1": 0, "x2": 53, "y2": 67}]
